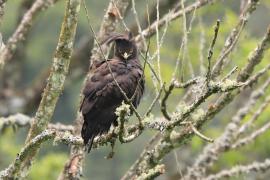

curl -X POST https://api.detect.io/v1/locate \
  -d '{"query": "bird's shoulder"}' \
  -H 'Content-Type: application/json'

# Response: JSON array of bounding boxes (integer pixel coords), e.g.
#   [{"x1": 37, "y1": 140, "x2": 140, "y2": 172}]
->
[{"x1": 82, "y1": 59, "x2": 124, "y2": 95}]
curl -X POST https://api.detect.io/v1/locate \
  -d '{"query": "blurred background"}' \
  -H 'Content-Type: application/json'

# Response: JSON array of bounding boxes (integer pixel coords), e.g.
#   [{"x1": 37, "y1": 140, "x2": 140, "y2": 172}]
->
[{"x1": 1, "y1": 0, "x2": 270, "y2": 179}]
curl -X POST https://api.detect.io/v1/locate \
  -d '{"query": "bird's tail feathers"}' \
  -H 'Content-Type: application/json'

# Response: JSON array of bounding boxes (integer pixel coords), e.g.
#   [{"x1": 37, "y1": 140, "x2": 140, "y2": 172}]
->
[{"x1": 86, "y1": 135, "x2": 95, "y2": 153}]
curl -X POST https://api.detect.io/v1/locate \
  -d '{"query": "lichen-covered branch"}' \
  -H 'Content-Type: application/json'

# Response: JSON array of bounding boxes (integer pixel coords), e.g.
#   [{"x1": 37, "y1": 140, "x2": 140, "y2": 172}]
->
[
  {"x1": 135, "y1": 164, "x2": 165, "y2": 180},
  {"x1": 0, "y1": 0, "x2": 61, "y2": 69},
  {"x1": 196, "y1": 25, "x2": 270, "y2": 129},
  {"x1": 232, "y1": 121, "x2": 270, "y2": 149},
  {"x1": 204, "y1": 159, "x2": 270, "y2": 180},
  {"x1": 183, "y1": 78, "x2": 270, "y2": 179},
  {"x1": 232, "y1": 95, "x2": 270, "y2": 149},
  {"x1": 121, "y1": 133, "x2": 162, "y2": 180},
  {"x1": 124, "y1": 78, "x2": 243, "y2": 134},
  {"x1": 161, "y1": 77, "x2": 198, "y2": 121},
  {"x1": 211, "y1": 0, "x2": 260, "y2": 78},
  {"x1": 122, "y1": 25, "x2": 270, "y2": 178},
  {"x1": 121, "y1": 80, "x2": 245, "y2": 178},
  {"x1": 0, "y1": 113, "x2": 32, "y2": 132},
  {"x1": 0, "y1": 130, "x2": 56, "y2": 179},
  {"x1": 237, "y1": 86, "x2": 270, "y2": 136},
  {"x1": 237, "y1": 25, "x2": 270, "y2": 82},
  {"x1": 26, "y1": 0, "x2": 80, "y2": 141},
  {"x1": 0, "y1": 113, "x2": 74, "y2": 133},
  {"x1": 0, "y1": 0, "x2": 81, "y2": 178},
  {"x1": 0, "y1": 130, "x2": 83, "y2": 179}
]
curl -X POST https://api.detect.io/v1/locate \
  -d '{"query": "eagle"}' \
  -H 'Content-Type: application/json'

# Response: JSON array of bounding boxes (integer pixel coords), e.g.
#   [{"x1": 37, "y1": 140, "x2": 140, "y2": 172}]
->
[{"x1": 80, "y1": 33, "x2": 145, "y2": 152}]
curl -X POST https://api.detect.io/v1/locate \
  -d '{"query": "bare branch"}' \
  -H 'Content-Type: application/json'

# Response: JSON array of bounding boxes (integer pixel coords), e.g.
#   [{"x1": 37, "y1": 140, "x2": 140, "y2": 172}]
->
[
  {"x1": 233, "y1": 121, "x2": 270, "y2": 149},
  {"x1": 211, "y1": 0, "x2": 260, "y2": 78},
  {"x1": 124, "y1": 24, "x2": 270, "y2": 177},
  {"x1": 198, "y1": 15, "x2": 206, "y2": 75},
  {"x1": 184, "y1": 75, "x2": 270, "y2": 180},
  {"x1": 2, "y1": 0, "x2": 81, "y2": 178},
  {"x1": 135, "y1": 164, "x2": 165, "y2": 180},
  {"x1": 237, "y1": 87, "x2": 270, "y2": 135},
  {"x1": 144, "y1": 84, "x2": 164, "y2": 117},
  {"x1": 204, "y1": 159, "x2": 270, "y2": 180},
  {"x1": 221, "y1": 66, "x2": 238, "y2": 81},
  {"x1": 189, "y1": 122, "x2": 214, "y2": 143},
  {"x1": 0, "y1": 130, "x2": 82, "y2": 179},
  {"x1": 121, "y1": 133, "x2": 162, "y2": 180},
  {"x1": 206, "y1": 20, "x2": 220, "y2": 86},
  {"x1": 0, "y1": 130, "x2": 57, "y2": 179},
  {"x1": 195, "y1": 25, "x2": 270, "y2": 131},
  {"x1": 135, "y1": 0, "x2": 218, "y2": 43},
  {"x1": 237, "y1": 25, "x2": 270, "y2": 82},
  {"x1": 160, "y1": 78, "x2": 198, "y2": 120},
  {"x1": 0, "y1": 0, "x2": 61, "y2": 69},
  {"x1": 0, "y1": 113, "x2": 73, "y2": 133}
]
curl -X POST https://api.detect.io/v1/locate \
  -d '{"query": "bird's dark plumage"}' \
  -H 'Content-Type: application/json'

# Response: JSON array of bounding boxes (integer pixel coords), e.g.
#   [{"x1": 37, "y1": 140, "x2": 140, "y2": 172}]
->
[{"x1": 80, "y1": 33, "x2": 144, "y2": 152}]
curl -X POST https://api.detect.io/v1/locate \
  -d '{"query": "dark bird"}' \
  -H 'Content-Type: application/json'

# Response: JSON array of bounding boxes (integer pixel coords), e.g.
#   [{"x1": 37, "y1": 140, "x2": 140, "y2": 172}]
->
[{"x1": 80, "y1": 33, "x2": 144, "y2": 152}]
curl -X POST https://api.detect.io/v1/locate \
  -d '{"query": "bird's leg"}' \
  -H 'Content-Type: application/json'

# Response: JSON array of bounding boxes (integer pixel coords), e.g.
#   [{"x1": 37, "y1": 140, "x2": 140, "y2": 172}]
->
[{"x1": 105, "y1": 129, "x2": 116, "y2": 159}]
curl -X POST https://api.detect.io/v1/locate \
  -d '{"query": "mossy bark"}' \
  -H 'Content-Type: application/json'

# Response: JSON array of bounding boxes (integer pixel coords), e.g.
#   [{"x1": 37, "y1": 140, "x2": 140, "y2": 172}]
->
[{"x1": 1, "y1": 0, "x2": 81, "y2": 178}]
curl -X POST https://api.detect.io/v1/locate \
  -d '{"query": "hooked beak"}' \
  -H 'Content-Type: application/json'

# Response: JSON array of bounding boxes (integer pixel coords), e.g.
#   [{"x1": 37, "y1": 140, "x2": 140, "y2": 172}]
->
[{"x1": 123, "y1": 52, "x2": 130, "y2": 60}]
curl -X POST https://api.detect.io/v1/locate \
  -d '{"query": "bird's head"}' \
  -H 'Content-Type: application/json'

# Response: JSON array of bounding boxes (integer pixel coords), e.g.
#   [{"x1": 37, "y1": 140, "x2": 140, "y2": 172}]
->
[{"x1": 102, "y1": 32, "x2": 137, "y2": 61}]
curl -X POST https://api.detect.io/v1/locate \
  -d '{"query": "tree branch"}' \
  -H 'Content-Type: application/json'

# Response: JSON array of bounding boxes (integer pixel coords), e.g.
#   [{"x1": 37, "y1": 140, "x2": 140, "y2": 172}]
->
[
  {"x1": 123, "y1": 25, "x2": 270, "y2": 178},
  {"x1": 0, "y1": 113, "x2": 74, "y2": 133},
  {"x1": 134, "y1": 0, "x2": 219, "y2": 43},
  {"x1": 0, "y1": 0, "x2": 61, "y2": 69},
  {"x1": 1, "y1": 0, "x2": 81, "y2": 178},
  {"x1": 0, "y1": 130, "x2": 83, "y2": 179},
  {"x1": 204, "y1": 159, "x2": 270, "y2": 180},
  {"x1": 211, "y1": 0, "x2": 260, "y2": 78}
]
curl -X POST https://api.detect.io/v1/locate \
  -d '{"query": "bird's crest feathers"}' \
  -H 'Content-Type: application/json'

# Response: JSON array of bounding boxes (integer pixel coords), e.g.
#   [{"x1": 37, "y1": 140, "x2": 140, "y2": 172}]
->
[{"x1": 101, "y1": 32, "x2": 134, "y2": 45}]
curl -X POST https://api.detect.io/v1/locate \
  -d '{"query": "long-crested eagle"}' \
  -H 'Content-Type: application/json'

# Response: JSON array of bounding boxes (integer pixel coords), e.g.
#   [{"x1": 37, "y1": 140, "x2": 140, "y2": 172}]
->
[{"x1": 80, "y1": 33, "x2": 145, "y2": 152}]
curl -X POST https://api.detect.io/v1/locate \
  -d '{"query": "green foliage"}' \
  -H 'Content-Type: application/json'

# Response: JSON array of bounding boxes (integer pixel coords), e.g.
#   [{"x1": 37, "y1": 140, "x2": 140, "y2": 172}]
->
[
  {"x1": 217, "y1": 150, "x2": 246, "y2": 169},
  {"x1": 29, "y1": 153, "x2": 68, "y2": 180},
  {"x1": 0, "y1": 129, "x2": 22, "y2": 168}
]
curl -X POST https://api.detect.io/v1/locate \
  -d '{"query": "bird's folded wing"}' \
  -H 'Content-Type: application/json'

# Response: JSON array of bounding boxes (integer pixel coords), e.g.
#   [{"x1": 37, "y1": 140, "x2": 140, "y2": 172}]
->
[{"x1": 80, "y1": 60, "x2": 144, "y2": 114}]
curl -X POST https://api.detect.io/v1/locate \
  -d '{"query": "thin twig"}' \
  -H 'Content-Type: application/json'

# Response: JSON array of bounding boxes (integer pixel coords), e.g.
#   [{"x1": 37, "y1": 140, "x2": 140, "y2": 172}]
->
[
  {"x1": 211, "y1": 0, "x2": 260, "y2": 79},
  {"x1": 221, "y1": 66, "x2": 238, "y2": 81},
  {"x1": 179, "y1": 0, "x2": 187, "y2": 82},
  {"x1": 237, "y1": 93, "x2": 270, "y2": 137},
  {"x1": 112, "y1": 0, "x2": 130, "y2": 31},
  {"x1": 131, "y1": 0, "x2": 147, "y2": 49},
  {"x1": 206, "y1": 20, "x2": 220, "y2": 87},
  {"x1": 189, "y1": 122, "x2": 214, "y2": 142},
  {"x1": 135, "y1": 0, "x2": 218, "y2": 43},
  {"x1": 232, "y1": 120, "x2": 270, "y2": 149},
  {"x1": 144, "y1": 83, "x2": 164, "y2": 117},
  {"x1": 155, "y1": 0, "x2": 162, "y2": 84}
]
